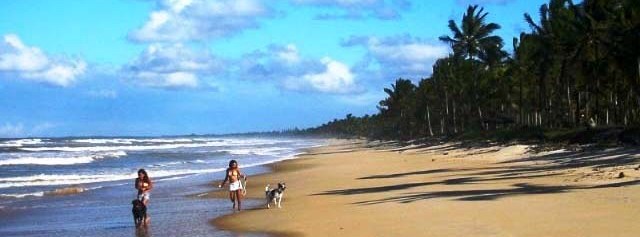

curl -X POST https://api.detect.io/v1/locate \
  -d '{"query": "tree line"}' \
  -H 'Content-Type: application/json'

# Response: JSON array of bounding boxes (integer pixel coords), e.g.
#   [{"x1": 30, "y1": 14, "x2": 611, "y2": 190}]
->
[{"x1": 304, "y1": 0, "x2": 640, "y2": 141}]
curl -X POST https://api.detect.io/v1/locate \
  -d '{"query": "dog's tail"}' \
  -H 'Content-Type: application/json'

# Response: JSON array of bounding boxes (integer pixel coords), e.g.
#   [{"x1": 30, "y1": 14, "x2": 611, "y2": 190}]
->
[{"x1": 265, "y1": 184, "x2": 270, "y2": 192}]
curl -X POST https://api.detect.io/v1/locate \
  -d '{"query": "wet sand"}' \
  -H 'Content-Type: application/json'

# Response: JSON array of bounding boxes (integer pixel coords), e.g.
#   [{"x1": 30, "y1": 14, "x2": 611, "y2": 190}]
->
[{"x1": 210, "y1": 140, "x2": 640, "y2": 236}]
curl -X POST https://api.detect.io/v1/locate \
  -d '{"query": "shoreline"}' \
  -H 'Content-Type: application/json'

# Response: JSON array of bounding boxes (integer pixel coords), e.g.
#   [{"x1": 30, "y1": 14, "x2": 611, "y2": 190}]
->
[
  {"x1": 209, "y1": 139, "x2": 640, "y2": 237},
  {"x1": 206, "y1": 140, "x2": 360, "y2": 236}
]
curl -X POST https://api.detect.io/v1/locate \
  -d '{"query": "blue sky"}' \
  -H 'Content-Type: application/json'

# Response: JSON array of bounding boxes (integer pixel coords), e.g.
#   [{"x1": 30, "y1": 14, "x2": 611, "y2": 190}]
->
[{"x1": 0, "y1": 0, "x2": 547, "y2": 137}]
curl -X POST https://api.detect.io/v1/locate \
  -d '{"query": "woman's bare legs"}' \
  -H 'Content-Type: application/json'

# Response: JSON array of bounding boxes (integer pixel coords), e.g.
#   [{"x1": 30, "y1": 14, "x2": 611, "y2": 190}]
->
[
  {"x1": 229, "y1": 191, "x2": 236, "y2": 209},
  {"x1": 143, "y1": 198, "x2": 151, "y2": 225},
  {"x1": 235, "y1": 189, "x2": 243, "y2": 210}
]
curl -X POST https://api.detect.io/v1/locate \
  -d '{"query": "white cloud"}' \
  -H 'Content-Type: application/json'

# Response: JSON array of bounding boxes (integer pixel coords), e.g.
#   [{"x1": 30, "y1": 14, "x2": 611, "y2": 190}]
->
[
  {"x1": 167, "y1": 0, "x2": 193, "y2": 12},
  {"x1": 136, "y1": 71, "x2": 199, "y2": 89},
  {"x1": 342, "y1": 35, "x2": 449, "y2": 80},
  {"x1": 284, "y1": 57, "x2": 361, "y2": 94},
  {"x1": 236, "y1": 44, "x2": 364, "y2": 94},
  {"x1": 22, "y1": 61, "x2": 87, "y2": 87},
  {"x1": 165, "y1": 71, "x2": 198, "y2": 87},
  {"x1": 367, "y1": 37, "x2": 448, "y2": 72},
  {"x1": 0, "y1": 34, "x2": 49, "y2": 71},
  {"x1": 237, "y1": 44, "x2": 321, "y2": 81},
  {"x1": 130, "y1": 0, "x2": 270, "y2": 42},
  {"x1": 0, "y1": 34, "x2": 86, "y2": 87},
  {"x1": 123, "y1": 43, "x2": 220, "y2": 89},
  {"x1": 277, "y1": 44, "x2": 301, "y2": 64}
]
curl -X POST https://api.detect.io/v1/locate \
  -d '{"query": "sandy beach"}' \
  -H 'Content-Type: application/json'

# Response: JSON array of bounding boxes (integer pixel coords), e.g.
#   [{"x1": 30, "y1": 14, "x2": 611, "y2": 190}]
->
[{"x1": 211, "y1": 139, "x2": 640, "y2": 237}]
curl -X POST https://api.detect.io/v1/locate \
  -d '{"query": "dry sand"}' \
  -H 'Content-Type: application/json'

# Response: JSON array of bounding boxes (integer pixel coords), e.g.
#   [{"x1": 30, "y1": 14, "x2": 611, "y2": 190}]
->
[{"x1": 209, "y1": 140, "x2": 640, "y2": 237}]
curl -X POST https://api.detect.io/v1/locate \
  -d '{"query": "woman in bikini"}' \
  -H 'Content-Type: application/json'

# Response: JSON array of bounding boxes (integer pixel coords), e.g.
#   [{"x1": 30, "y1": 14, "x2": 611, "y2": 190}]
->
[
  {"x1": 135, "y1": 169, "x2": 152, "y2": 224},
  {"x1": 218, "y1": 160, "x2": 247, "y2": 211}
]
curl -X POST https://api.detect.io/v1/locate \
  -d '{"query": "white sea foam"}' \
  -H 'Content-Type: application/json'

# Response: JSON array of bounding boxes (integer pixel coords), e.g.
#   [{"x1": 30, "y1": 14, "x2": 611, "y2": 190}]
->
[
  {"x1": 0, "y1": 138, "x2": 323, "y2": 198},
  {"x1": 72, "y1": 137, "x2": 237, "y2": 145},
  {"x1": 15, "y1": 138, "x2": 296, "y2": 152},
  {"x1": 0, "y1": 139, "x2": 47, "y2": 147},
  {"x1": 18, "y1": 142, "x2": 228, "y2": 152},
  {"x1": 141, "y1": 138, "x2": 194, "y2": 143},
  {"x1": 0, "y1": 186, "x2": 104, "y2": 199},
  {"x1": 0, "y1": 151, "x2": 127, "y2": 166},
  {"x1": 0, "y1": 191, "x2": 45, "y2": 198},
  {"x1": 148, "y1": 161, "x2": 183, "y2": 167},
  {"x1": 18, "y1": 138, "x2": 298, "y2": 152},
  {"x1": 222, "y1": 147, "x2": 291, "y2": 156},
  {"x1": 73, "y1": 138, "x2": 204, "y2": 144},
  {"x1": 0, "y1": 152, "x2": 307, "y2": 189},
  {"x1": 73, "y1": 139, "x2": 135, "y2": 144},
  {"x1": 0, "y1": 167, "x2": 227, "y2": 189}
]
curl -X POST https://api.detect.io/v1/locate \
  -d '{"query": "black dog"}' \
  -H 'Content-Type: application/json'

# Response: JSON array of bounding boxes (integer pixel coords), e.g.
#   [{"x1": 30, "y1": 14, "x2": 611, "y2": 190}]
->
[{"x1": 132, "y1": 199, "x2": 147, "y2": 227}]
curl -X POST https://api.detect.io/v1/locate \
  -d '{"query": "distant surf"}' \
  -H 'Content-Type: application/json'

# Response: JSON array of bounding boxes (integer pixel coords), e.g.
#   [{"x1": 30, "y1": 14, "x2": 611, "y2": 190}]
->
[
  {"x1": 0, "y1": 136, "x2": 323, "y2": 201},
  {"x1": 0, "y1": 151, "x2": 127, "y2": 166}
]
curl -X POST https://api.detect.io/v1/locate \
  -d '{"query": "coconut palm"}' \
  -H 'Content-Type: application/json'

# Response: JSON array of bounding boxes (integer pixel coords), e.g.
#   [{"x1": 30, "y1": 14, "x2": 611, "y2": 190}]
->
[
  {"x1": 439, "y1": 5, "x2": 504, "y2": 129},
  {"x1": 379, "y1": 79, "x2": 417, "y2": 139}
]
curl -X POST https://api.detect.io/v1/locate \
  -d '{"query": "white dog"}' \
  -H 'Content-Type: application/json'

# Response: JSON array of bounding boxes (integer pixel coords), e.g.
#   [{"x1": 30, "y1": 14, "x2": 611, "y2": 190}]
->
[{"x1": 265, "y1": 183, "x2": 286, "y2": 208}]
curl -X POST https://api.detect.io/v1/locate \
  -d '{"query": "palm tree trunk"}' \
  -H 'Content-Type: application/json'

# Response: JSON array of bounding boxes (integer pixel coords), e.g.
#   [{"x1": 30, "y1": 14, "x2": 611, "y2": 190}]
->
[
  {"x1": 607, "y1": 91, "x2": 613, "y2": 125},
  {"x1": 575, "y1": 90, "x2": 581, "y2": 128},
  {"x1": 567, "y1": 84, "x2": 572, "y2": 126},
  {"x1": 558, "y1": 58, "x2": 570, "y2": 127},
  {"x1": 539, "y1": 71, "x2": 546, "y2": 128},
  {"x1": 469, "y1": 55, "x2": 484, "y2": 130},
  {"x1": 520, "y1": 74, "x2": 523, "y2": 125},
  {"x1": 427, "y1": 105, "x2": 434, "y2": 136},
  {"x1": 453, "y1": 100, "x2": 458, "y2": 133},
  {"x1": 445, "y1": 90, "x2": 450, "y2": 133}
]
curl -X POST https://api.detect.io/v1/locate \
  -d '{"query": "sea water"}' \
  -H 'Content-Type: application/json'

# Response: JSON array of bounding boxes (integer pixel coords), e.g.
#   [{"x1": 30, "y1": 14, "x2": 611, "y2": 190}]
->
[{"x1": 0, "y1": 136, "x2": 323, "y2": 236}]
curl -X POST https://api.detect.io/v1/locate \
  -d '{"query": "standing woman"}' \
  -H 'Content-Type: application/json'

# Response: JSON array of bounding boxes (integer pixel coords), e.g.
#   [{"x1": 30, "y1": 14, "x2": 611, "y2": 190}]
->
[
  {"x1": 135, "y1": 169, "x2": 153, "y2": 224},
  {"x1": 218, "y1": 160, "x2": 247, "y2": 211}
]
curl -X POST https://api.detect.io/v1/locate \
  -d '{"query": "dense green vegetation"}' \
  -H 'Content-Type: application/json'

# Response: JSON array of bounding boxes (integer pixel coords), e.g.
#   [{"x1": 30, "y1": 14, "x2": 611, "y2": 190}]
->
[{"x1": 305, "y1": 0, "x2": 640, "y2": 142}]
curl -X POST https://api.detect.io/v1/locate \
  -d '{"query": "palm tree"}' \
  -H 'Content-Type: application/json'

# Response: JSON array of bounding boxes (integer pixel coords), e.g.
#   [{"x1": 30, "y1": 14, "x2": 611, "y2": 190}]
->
[
  {"x1": 439, "y1": 5, "x2": 504, "y2": 129},
  {"x1": 610, "y1": 0, "x2": 640, "y2": 125},
  {"x1": 416, "y1": 79, "x2": 435, "y2": 136},
  {"x1": 507, "y1": 36, "x2": 525, "y2": 125},
  {"x1": 378, "y1": 79, "x2": 417, "y2": 139},
  {"x1": 524, "y1": 3, "x2": 556, "y2": 127}
]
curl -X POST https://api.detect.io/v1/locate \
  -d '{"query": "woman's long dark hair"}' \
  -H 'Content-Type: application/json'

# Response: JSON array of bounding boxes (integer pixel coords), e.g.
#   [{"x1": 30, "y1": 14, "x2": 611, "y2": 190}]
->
[
  {"x1": 138, "y1": 169, "x2": 151, "y2": 183},
  {"x1": 228, "y1": 160, "x2": 238, "y2": 168}
]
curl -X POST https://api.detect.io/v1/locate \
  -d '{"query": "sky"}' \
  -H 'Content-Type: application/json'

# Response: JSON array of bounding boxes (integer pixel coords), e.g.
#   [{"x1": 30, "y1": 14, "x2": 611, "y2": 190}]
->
[{"x1": 0, "y1": 0, "x2": 548, "y2": 137}]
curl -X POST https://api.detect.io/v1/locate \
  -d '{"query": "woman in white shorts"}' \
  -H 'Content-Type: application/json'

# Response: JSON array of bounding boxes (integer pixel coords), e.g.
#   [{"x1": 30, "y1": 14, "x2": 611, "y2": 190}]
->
[
  {"x1": 135, "y1": 169, "x2": 152, "y2": 224},
  {"x1": 218, "y1": 160, "x2": 247, "y2": 211}
]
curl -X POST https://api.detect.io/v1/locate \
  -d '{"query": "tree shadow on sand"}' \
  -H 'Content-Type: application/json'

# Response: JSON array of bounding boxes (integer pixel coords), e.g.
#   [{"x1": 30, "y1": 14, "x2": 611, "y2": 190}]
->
[
  {"x1": 314, "y1": 172, "x2": 564, "y2": 196},
  {"x1": 352, "y1": 180, "x2": 640, "y2": 205},
  {"x1": 357, "y1": 168, "x2": 455, "y2": 180},
  {"x1": 367, "y1": 140, "x2": 497, "y2": 153},
  {"x1": 312, "y1": 147, "x2": 640, "y2": 205}
]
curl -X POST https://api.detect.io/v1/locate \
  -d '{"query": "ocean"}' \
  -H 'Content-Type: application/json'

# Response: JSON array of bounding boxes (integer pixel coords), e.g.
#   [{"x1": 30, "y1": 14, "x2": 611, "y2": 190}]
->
[{"x1": 0, "y1": 136, "x2": 324, "y2": 236}]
